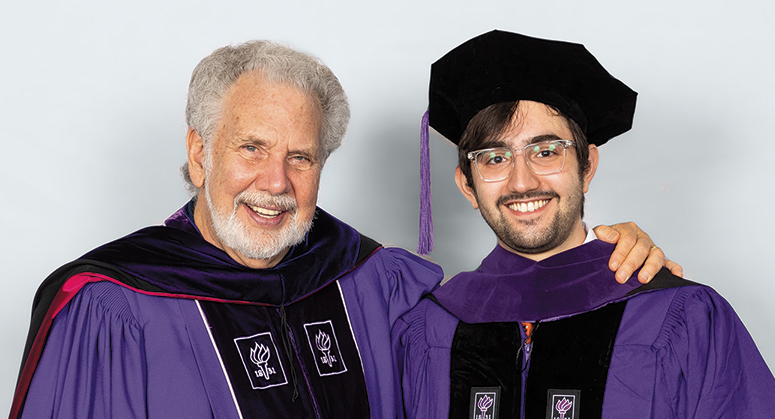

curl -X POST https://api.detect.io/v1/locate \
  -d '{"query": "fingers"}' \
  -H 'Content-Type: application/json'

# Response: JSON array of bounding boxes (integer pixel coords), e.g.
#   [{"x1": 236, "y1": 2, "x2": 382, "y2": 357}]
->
[
  {"x1": 600, "y1": 222, "x2": 662, "y2": 283},
  {"x1": 596, "y1": 222, "x2": 640, "y2": 282},
  {"x1": 636, "y1": 245, "x2": 666, "y2": 284},
  {"x1": 613, "y1": 229, "x2": 648, "y2": 283},
  {"x1": 596, "y1": 222, "x2": 679, "y2": 284},
  {"x1": 665, "y1": 259, "x2": 684, "y2": 278},
  {"x1": 592, "y1": 224, "x2": 625, "y2": 273},
  {"x1": 592, "y1": 224, "x2": 620, "y2": 244}
]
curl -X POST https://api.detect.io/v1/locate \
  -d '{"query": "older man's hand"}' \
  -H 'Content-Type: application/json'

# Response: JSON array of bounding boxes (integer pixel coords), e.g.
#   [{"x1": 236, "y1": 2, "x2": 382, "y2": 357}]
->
[{"x1": 593, "y1": 223, "x2": 683, "y2": 284}]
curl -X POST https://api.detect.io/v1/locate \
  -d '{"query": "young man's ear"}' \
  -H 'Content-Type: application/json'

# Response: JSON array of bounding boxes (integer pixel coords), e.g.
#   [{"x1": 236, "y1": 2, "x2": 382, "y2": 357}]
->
[
  {"x1": 455, "y1": 166, "x2": 480, "y2": 210},
  {"x1": 582, "y1": 144, "x2": 599, "y2": 193},
  {"x1": 186, "y1": 128, "x2": 206, "y2": 189}
]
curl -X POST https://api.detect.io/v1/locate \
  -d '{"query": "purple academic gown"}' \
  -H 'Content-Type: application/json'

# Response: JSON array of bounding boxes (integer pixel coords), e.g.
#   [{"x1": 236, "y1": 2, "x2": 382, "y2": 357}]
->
[
  {"x1": 12, "y1": 202, "x2": 442, "y2": 419},
  {"x1": 394, "y1": 240, "x2": 775, "y2": 419}
]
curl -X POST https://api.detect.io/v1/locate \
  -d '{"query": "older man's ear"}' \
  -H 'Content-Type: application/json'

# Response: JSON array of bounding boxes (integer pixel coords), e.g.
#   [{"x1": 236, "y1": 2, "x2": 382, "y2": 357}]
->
[{"x1": 186, "y1": 128, "x2": 206, "y2": 189}]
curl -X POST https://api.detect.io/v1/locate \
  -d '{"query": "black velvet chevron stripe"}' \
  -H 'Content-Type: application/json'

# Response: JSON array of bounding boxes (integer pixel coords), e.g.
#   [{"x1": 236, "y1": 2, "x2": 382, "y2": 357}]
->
[
  {"x1": 449, "y1": 302, "x2": 626, "y2": 419},
  {"x1": 524, "y1": 302, "x2": 626, "y2": 418}
]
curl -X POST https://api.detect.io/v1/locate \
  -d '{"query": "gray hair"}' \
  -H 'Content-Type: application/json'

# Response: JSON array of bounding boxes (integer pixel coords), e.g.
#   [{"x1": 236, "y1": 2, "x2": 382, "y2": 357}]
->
[{"x1": 181, "y1": 40, "x2": 350, "y2": 192}]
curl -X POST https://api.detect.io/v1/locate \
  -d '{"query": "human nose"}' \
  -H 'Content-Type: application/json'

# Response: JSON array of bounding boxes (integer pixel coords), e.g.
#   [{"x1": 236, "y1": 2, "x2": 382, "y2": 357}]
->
[
  {"x1": 506, "y1": 154, "x2": 540, "y2": 192},
  {"x1": 255, "y1": 155, "x2": 290, "y2": 194}
]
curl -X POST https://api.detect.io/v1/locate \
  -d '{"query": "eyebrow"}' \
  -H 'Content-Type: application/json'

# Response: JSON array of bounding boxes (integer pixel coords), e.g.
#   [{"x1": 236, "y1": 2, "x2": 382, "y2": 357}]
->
[
  {"x1": 238, "y1": 136, "x2": 319, "y2": 159},
  {"x1": 238, "y1": 136, "x2": 270, "y2": 148},
  {"x1": 481, "y1": 134, "x2": 565, "y2": 150},
  {"x1": 479, "y1": 137, "x2": 510, "y2": 149},
  {"x1": 526, "y1": 134, "x2": 565, "y2": 145}
]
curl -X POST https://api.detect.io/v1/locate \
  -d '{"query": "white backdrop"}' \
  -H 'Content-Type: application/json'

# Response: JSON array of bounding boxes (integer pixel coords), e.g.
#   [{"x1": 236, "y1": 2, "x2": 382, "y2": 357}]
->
[{"x1": 2, "y1": 0, "x2": 773, "y2": 411}]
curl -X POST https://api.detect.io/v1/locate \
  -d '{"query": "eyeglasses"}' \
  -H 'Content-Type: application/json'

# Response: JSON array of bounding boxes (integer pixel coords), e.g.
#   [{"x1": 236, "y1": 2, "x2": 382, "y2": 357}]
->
[{"x1": 467, "y1": 140, "x2": 575, "y2": 182}]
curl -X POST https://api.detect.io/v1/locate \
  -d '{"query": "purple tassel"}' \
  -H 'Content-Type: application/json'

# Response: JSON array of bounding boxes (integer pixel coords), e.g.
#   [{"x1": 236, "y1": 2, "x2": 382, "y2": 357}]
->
[{"x1": 417, "y1": 110, "x2": 434, "y2": 255}]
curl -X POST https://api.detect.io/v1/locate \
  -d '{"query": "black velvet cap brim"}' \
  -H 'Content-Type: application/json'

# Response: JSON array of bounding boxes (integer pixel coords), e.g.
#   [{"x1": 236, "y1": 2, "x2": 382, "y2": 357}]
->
[{"x1": 429, "y1": 30, "x2": 637, "y2": 146}]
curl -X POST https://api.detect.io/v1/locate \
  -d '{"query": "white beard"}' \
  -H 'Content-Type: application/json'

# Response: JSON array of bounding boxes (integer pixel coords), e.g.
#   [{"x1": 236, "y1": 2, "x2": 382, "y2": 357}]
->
[{"x1": 204, "y1": 184, "x2": 313, "y2": 261}]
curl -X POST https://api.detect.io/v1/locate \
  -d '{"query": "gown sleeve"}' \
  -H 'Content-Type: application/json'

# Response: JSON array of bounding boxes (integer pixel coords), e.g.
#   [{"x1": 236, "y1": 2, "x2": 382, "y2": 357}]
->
[
  {"x1": 393, "y1": 298, "x2": 458, "y2": 419},
  {"x1": 335, "y1": 247, "x2": 443, "y2": 419},
  {"x1": 20, "y1": 281, "x2": 148, "y2": 418},
  {"x1": 654, "y1": 286, "x2": 775, "y2": 418},
  {"x1": 382, "y1": 248, "x2": 444, "y2": 326}
]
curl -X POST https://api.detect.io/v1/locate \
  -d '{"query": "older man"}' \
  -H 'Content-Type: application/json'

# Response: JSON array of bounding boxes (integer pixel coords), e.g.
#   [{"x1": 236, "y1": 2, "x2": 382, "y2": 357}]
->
[
  {"x1": 395, "y1": 30, "x2": 775, "y2": 419},
  {"x1": 12, "y1": 40, "x2": 671, "y2": 419}
]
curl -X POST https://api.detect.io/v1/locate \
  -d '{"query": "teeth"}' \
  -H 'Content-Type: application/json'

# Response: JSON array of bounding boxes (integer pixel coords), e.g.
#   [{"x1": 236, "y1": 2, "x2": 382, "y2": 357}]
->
[
  {"x1": 508, "y1": 199, "x2": 549, "y2": 213},
  {"x1": 248, "y1": 204, "x2": 282, "y2": 218}
]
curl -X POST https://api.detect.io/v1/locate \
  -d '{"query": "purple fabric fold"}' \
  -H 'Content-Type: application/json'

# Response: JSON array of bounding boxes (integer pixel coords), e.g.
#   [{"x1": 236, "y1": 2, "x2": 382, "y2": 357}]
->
[
  {"x1": 432, "y1": 240, "x2": 641, "y2": 323},
  {"x1": 80, "y1": 201, "x2": 362, "y2": 305}
]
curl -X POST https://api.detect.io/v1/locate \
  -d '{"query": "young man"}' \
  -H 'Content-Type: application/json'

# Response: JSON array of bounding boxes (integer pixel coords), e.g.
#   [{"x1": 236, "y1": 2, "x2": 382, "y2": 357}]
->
[{"x1": 395, "y1": 30, "x2": 775, "y2": 419}]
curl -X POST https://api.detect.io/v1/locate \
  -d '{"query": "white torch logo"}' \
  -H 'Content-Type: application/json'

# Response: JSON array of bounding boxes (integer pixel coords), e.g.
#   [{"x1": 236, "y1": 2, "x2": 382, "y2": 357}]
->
[
  {"x1": 315, "y1": 330, "x2": 336, "y2": 367},
  {"x1": 555, "y1": 397, "x2": 573, "y2": 419},
  {"x1": 249, "y1": 342, "x2": 273, "y2": 380},
  {"x1": 477, "y1": 394, "x2": 493, "y2": 419}
]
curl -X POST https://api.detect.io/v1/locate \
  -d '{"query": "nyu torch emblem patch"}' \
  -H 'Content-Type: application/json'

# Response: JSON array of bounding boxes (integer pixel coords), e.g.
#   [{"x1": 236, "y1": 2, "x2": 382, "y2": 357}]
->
[
  {"x1": 546, "y1": 389, "x2": 580, "y2": 419},
  {"x1": 469, "y1": 387, "x2": 500, "y2": 419},
  {"x1": 234, "y1": 332, "x2": 288, "y2": 390},
  {"x1": 304, "y1": 320, "x2": 348, "y2": 376}
]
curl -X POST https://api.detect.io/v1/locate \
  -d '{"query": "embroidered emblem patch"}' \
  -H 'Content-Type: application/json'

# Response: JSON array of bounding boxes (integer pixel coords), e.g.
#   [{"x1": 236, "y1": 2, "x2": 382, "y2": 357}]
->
[
  {"x1": 234, "y1": 331, "x2": 288, "y2": 390},
  {"x1": 304, "y1": 320, "x2": 348, "y2": 376},
  {"x1": 469, "y1": 387, "x2": 500, "y2": 419},
  {"x1": 546, "y1": 389, "x2": 581, "y2": 419}
]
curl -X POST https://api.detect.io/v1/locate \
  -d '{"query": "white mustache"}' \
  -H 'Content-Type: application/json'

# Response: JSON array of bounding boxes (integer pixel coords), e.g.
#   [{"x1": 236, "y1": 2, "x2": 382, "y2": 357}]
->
[{"x1": 235, "y1": 191, "x2": 298, "y2": 213}]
